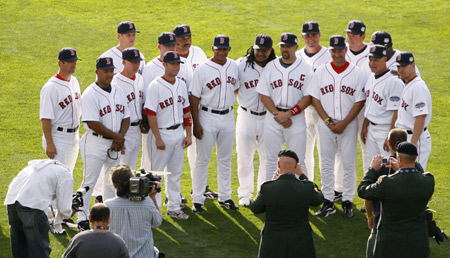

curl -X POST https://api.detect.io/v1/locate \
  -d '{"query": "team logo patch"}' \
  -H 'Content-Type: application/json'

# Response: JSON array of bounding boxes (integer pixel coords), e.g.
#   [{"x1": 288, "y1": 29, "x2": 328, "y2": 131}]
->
[
  {"x1": 409, "y1": 57, "x2": 414, "y2": 62},
  {"x1": 397, "y1": 55, "x2": 402, "y2": 61},
  {"x1": 128, "y1": 22, "x2": 133, "y2": 29},
  {"x1": 371, "y1": 34, "x2": 376, "y2": 41},
  {"x1": 183, "y1": 26, "x2": 188, "y2": 33},
  {"x1": 349, "y1": 22, "x2": 354, "y2": 29},
  {"x1": 384, "y1": 38, "x2": 389, "y2": 43},
  {"x1": 371, "y1": 46, "x2": 376, "y2": 52},
  {"x1": 174, "y1": 52, "x2": 178, "y2": 58},
  {"x1": 361, "y1": 27, "x2": 365, "y2": 32},
  {"x1": 70, "y1": 49, "x2": 75, "y2": 56},
  {"x1": 169, "y1": 34, "x2": 174, "y2": 40},
  {"x1": 283, "y1": 33, "x2": 288, "y2": 41},
  {"x1": 383, "y1": 50, "x2": 387, "y2": 55},
  {"x1": 415, "y1": 102, "x2": 426, "y2": 108},
  {"x1": 220, "y1": 37, "x2": 225, "y2": 44},
  {"x1": 259, "y1": 37, "x2": 265, "y2": 44},
  {"x1": 106, "y1": 58, "x2": 111, "y2": 65},
  {"x1": 294, "y1": 38, "x2": 298, "y2": 43},
  {"x1": 334, "y1": 37, "x2": 339, "y2": 44},
  {"x1": 308, "y1": 23, "x2": 313, "y2": 31},
  {"x1": 390, "y1": 96, "x2": 401, "y2": 101},
  {"x1": 134, "y1": 50, "x2": 139, "y2": 57}
]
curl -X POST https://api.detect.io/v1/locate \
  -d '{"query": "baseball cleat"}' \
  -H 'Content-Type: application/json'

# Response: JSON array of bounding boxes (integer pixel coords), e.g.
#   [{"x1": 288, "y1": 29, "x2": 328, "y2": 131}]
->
[
  {"x1": 333, "y1": 191, "x2": 343, "y2": 202},
  {"x1": 77, "y1": 220, "x2": 90, "y2": 231},
  {"x1": 219, "y1": 199, "x2": 239, "y2": 210},
  {"x1": 238, "y1": 197, "x2": 251, "y2": 207},
  {"x1": 342, "y1": 200, "x2": 354, "y2": 219},
  {"x1": 192, "y1": 203, "x2": 204, "y2": 213},
  {"x1": 315, "y1": 199, "x2": 336, "y2": 217},
  {"x1": 204, "y1": 186, "x2": 218, "y2": 199},
  {"x1": 167, "y1": 210, "x2": 190, "y2": 220}
]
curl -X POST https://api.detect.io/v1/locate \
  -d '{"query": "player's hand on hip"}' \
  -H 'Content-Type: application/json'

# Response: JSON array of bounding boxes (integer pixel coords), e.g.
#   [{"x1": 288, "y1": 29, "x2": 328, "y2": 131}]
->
[
  {"x1": 155, "y1": 137, "x2": 165, "y2": 150},
  {"x1": 183, "y1": 135, "x2": 192, "y2": 148},
  {"x1": 193, "y1": 123, "x2": 203, "y2": 140},
  {"x1": 280, "y1": 118, "x2": 292, "y2": 128},
  {"x1": 46, "y1": 142, "x2": 57, "y2": 159}
]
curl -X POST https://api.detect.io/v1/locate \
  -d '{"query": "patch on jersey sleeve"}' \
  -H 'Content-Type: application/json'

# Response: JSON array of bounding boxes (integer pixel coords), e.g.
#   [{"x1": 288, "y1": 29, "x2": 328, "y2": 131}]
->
[
  {"x1": 415, "y1": 102, "x2": 426, "y2": 108},
  {"x1": 390, "y1": 96, "x2": 400, "y2": 101}
]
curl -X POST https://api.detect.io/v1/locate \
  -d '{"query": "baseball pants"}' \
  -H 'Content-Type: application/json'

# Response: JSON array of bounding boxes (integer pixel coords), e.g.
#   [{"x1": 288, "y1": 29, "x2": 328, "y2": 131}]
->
[
  {"x1": 120, "y1": 125, "x2": 142, "y2": 170},
  {"x1": 77, "y1": 133, "x2": 120, "y2": 222},
  {"x1": 367, "y1": 123, "x2": 391, "y2": 161},
  {"x1": 264, "y1": 112, "x2": 307, "y2": 178},
  {"x1": 42, "y1": 129, "x2": 79, "y2": 174},
  {"x1": 407, "y1": 129, "x2": 431, "y2": 170},
  {"x1": 141, "y1": 133, "x2": 152, "y2": 171},
  {"x1": 236, "y1": 107, "x2": 267, "y2": 199},
  {"x1": 304, "y1": 106, "x2": 320, "y2": 181},
  {"x1": 318, "y1": 119, "x2": 358, "y2": 202},
  {"x1": 192, "y1": 110, "x2": 235, "y2": 204},
  {"x1": 150, "y1": 126, "x2": 184, "y2": 212}
]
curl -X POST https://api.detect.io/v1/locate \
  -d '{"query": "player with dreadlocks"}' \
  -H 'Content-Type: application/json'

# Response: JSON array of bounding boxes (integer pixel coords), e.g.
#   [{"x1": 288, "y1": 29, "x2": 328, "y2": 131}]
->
[{"x1": 235, "y1": 34, "x2": 276, "y2": 207}]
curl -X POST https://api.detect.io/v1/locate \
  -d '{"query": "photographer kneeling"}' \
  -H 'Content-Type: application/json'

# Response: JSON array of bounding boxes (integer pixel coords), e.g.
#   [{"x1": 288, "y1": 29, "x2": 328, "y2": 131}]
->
[
  {"x1": 4, "y1": 159, "x2": 74, "y2": 258},
  {"x1": 104, "y1": 165, "x2": 163, "y2": 258}
]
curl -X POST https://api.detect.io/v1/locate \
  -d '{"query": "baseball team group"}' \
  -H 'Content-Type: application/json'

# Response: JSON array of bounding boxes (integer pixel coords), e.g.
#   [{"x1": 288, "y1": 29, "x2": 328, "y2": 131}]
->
[{"x1": 27, "y1": 18, "x2": 435, "y2": 256}]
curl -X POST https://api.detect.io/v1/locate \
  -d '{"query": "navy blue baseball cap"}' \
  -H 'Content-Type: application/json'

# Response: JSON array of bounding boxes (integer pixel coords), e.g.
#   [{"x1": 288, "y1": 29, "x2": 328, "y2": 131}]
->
[
  {"x1": 329, "y1": 35, "x2": 346, "y2": 49},
  {"x1": 213, "y1": 34, "x2": 231, "y2": 50},
  {"x1": 345, "y1": 20, "x2": 366, "y2": 35},
  {"x1": 163, "y1": 51, "x2": 183, "y2": 64},
  {"x1": 117, "y1": 21, "x2": 140, "y2": 34},
  {"x1": 58, "y1": 47, "x2": 81, "y2": 62},
  {"x1": 278, "y1": 33, "x2": 298, "y2": 47},
  {"x1": 371, "y1": 31, "x2": 392, "y2": 46},
  {"x1": 302, "y1": 21, "x2": 320, "y2": 35},
  {"x1": 96, "y1": 57, "x2": 115, "y2": 70},
  {"x1": 394, "y1": 51, "x2": 415, "y2": 66},
  {"x1": 253, "y1": 34, "x2": 273, "y2": 51},
  {"x1": 122, "y1": 48, "x2": 143, "y2": 62},
  {"x1": 173, "y1": 24, "x2": 192, "y2": 38},
  {"x1": 158, "y1": 32, "x2": 177, "y2": 46},
  {"x1": 369, "y1": 45, "x2": 387, "y2": 58}
]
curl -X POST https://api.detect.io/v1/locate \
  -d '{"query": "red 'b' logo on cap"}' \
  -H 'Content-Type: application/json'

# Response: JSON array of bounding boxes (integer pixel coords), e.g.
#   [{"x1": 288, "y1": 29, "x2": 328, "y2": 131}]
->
[
  {"x1": 283, "y1": 33, "x2": 288, "y2": 41},
  {"x1": 220, "y1": 37, "x2": 225, "y2": 44},
  {"x1": 371, "y1": 34, "x2": 376, "y2": 41},
  {"x1": 349, "y1": 22, "x2": 354, "y2": 29},
  {"x1": 106, "y1": 58, "x2": 111, "y2": 65},
  {"x1": 128, "y1": 22, "x2": 133, "y2": 29},
  {"x1": 169, "y1": 34, "x2": 174, "y2": 40},
  {"x1": 134, "y1": 50, "x2": 139, "y2": 57},
  {"x1": 70, "y1": 49, "x2": 75, "y2": 56},
  {"x1": 183, "y1": 26, "x2": 188, "y2": 33},
  {"x1": 397, "y1": 55, "x2": 401, "y2": 61},
  {"x1": 174, "y1": 52, "x2": 178, "y2": 58},
  {"x1": 334, "y1": 38, "x2": 339, "y2": 45},
  {"x1": 371, "y1": 46, "x2": 376, "y2": 52},
  {"x1": 308, "y1": 23, "x2": 313, "y2": 30},
  {"x1": 259, "y1": 38, "x2": 265, "y2": 44}
]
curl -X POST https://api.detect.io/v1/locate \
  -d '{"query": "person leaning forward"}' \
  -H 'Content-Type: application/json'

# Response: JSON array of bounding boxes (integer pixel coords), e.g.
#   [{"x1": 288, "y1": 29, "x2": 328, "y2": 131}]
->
[{"x1": 250, "y1": 150, "x2": 324, "y2": 258}]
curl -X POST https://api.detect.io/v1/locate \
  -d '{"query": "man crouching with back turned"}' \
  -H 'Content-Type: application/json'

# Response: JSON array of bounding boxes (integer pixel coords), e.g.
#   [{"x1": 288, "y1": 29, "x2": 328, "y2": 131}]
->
[{"x1": 250, "y1": 150, "x2": 324, "y2": 258}]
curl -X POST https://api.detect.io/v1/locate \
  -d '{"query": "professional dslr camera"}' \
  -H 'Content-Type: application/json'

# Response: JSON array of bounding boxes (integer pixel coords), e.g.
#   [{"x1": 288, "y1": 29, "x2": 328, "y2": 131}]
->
[
  {"x1": 128, "y1": 169, "x2": 162, "y2": 201},
  {"x1": 72, "y1": 186, "x2": 90, "y2": 211}
]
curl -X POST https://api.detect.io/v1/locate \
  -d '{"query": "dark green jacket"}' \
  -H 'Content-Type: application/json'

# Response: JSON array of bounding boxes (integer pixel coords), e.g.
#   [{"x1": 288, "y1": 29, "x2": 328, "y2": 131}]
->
[
  {"x1": 250, "y1": 173, "x2": 324, "y2": 258},
  {"x1": 358, "y1": 167, "x2": 434, "y2": 258}
]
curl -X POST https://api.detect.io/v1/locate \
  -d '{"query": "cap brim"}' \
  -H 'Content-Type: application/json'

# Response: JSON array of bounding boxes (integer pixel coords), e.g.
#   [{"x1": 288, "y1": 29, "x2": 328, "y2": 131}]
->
[
  {"x1": 253, "y1": 44, "x2": 271, "y2": 51},
  {"x1": 394, "y1": 62, "x2": 410, "y2": 67},
  {"x1": 345, "y1": 29, "x2": 364, "y2": 35},
  {"x1": 97, "y1": 65, "x2": 116, "y2": 70},
  {"x1": 277, "y1": 42, "x2": 296, "y2": 47},
  {"x1": 165, "y1": 60, "x2": 184, "y2": 64},
  {"x1": 368, "y1": 53, "x2": 384, "y2": 59},
  {"x1": 125, "y1": 57, "x2": 143, "y2": 62},
  {"x1": 161, "y1": 42, "x2": 177, "y2": 46},
  {"x1": 301, "y1": 31, "x2": 320, "y2": 35},
  {"x1": 175, "y1": 33, "x2": 192, "y2": 38},
  {"x1": 213, "y1": 46, "x2": 231, "y2": 50},
  {"x1": 61, "y1": 57, "x2": 81, "y2": 62},
  {"x1": 119, "y1": 30, "x2": 140, "y2": 34},
  {"x1": 329, "y1": 46, "x2": 346, "y2": 50}
]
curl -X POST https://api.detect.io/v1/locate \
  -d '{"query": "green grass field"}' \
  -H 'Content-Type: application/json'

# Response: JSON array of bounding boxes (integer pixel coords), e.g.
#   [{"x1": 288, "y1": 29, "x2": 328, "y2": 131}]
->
[{"x1": 1, "y1": 0, "x2": 449, "y2": 257}]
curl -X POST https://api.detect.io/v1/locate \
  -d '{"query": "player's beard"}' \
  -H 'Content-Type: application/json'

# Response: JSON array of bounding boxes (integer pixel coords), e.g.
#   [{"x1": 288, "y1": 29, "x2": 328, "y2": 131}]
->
[{"x1": 282, "y1": 51, "x2": 290, "y2": 60}]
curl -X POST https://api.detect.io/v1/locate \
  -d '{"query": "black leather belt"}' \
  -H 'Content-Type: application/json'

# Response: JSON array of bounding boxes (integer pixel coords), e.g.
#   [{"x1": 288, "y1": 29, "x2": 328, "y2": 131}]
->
[
  {"x1": 57, "y1": 125, "x2": 79, "y2": 133},
  {"x1": 276, "y1": 107, "x2": 290, "y2": 112},
  {"x1": 370, "y1": 121, "x2": 377, "y2": 126},
  {"x1": 201, "y1": 106, "x2": 232, "y2": 115},
  {"x1": 130, "y1": 120, "x2": 141, "y2": 126},
  {"x1": 160, "y1": 124, "x2": 181, "y2": 130},
  {"x1": 407, "y1": 127, "x2": 427, "y2": 134},
  {"x1": 240, "y1": 106, "x2": 267, "y2": 116},
  {"x1": 92, "y1": 132, "x2": 113, "y2": 140}
]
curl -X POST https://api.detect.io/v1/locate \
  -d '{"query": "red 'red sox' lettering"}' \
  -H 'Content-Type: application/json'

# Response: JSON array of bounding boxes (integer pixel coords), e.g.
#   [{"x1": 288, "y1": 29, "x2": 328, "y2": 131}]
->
[
  {"x1": 341, "y1": 85, "x2": 356, "y2": 96},
  {"x1": 58, "y1": 95, "x2": 73, "y2": 109},
  {"x1": 270, "y1": 79, "x2": 282, "y2": 89},
  {"x1": 288, "y1": 79, "x2": 304, "y2": 90},
  {"x1": 227, "y1": 76, "x2": 236, "y2": 85},
  {"x1": 159, "y1": 97, "x2": 174, "y2": 109},
  {"x1": 401, "y1": 100, "x2": 409, "y2": 111},
  {"x1": 320, "y1": 84, "x2": 334, "y2": 95},
  {"x1": 99, "y1": 105, "x2": 112, "y2": 117},
  {"x1": 126, "y1": 92, "x2": 136, "y2": 103},
  {"x1": 371, "y1": 91, "x2": 383, "y2": 105},
  {"x1": 244, "y1": 79, "x2": 258, "y2": 89},
  {"x1": 116, "y1": 104, "x2": 125, "y2": 114},
  {"x1": 206, "y1": 77, "x2": 221, "y2": 90}
]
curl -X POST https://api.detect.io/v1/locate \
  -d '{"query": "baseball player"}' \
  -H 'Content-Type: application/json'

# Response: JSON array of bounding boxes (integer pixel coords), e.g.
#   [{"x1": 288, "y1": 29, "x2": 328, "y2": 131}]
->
[
  {"x1": 308, "y1": 35, "x2": 365, "y2": 218},
  {"x1": 141, "y1": 32, "x2": 179, "y2": 171},
  {"x1": 190, "y1": 35, "x2": 239, "y2": 213},
  {"x1": 361, "y1": 45, "x2": 404, "y2": 160},
  {"x1": 394, "y1": 51, "x2": 432, "y2": 169},
  {"x1": 144, "y1": 51, "x2": 192, "y2": 220},
  {"x1": 40, "y1": 47, "x2": 81, "y2": 174},
  {"x1": 111, "y1": 47, "x2": 145, "y2": 169},
  {"x1": 236, "y1": 34, "x2": 276, "y2": 207},
  {"x1": 172, "y1": 24, "x2": 217, "y2": 199},
  {"x1": 296, "y1": 21, "x2": 332, "y2": 181},
  {"x1": 76, "y1": 57, "x2": 130, "y2": 230},
  {"x1": 256, "y1": 32, "x2": 314, "y2": 183},
  {"x1": 100, "y1": 21, "x2": 145, "y2": 75}
]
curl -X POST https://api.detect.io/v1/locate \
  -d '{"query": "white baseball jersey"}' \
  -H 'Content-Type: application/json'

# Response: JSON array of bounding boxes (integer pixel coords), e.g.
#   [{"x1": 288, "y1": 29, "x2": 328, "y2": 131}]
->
[
  {"x1": 144, "y1": 76, "x2": 190, "y2": 128},
  {"x1": 181, "y1": 46, "x2": 207, "y2": 92},
  {"x1": 256, "y1": 57, "x2": 314, "y2": 109},
  {"x1": 81, "y1": 82, "x2": 130, "y2": 133},
  {"x1": 346, "y1": 44, "x2": 370, "y2": 68},
  {"x1": 395, "y1": 76, "x2": 432, "y2": 130},
  {"x1": 112, "y1": 73, "x2": 144, "y2": 123},
  {"x1": 296, "y1": 46, "x2": 332, "y2": 71},
  {"x1": 364, "y1": 71, "x2": 404, "y2": 124},
  {"x1": 191, "y1": 58, "x2": 239, "y2": 109},
  {"x1": 40, "y1": 74, "x2": 81, "y2": 127},
  {"x1": 100, "y1": 47, "x2": 146, "y2": 75},
  {"x1": 308, "y1": 62, "x2": 366, "y2": 120},
  {"x1": 236, "y1": 56, "x2": 266, "y2": 112}
]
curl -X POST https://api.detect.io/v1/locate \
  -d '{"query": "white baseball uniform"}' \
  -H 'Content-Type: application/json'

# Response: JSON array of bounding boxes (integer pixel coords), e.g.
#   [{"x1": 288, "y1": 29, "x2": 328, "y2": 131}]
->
[
  {"x1": 111, "y1": 72, "x2": 145, "y2": 169},
  {"x1": 191, "y1": 58, "x2": 239, "y2": 204},
  {"x1": 77, "y1": 82, "x2": 130, "y2": 222},
  {"x1": 361, "y1": 49, "x2": 421, "y2": 78},
  {"x1": 144, "y1": 76, "x2": 190, "y2": 212},
  {"x1": 100, "y1": 47, "x2": 146, "y2": 75},
  {"x1": 256, "y1": 57, "x2": 314, "y2": 177},
  {"x1": 296, "y1": 46, "x2": 331, "y2": 180},
  {"x1": 181, "y1": 46, "x2": 208, "y2": 180},
  {"x1": 235, "y1": 56, "x2": 268, "y2": 200},
  {"x1": 395, "y1": 76, "x2": 432, "y2": 169},
  {"x1": 364, "y1": 70, "x2": 404, "y2": 159},
  {"x1": 307, "y1": 62, "x2": 365, "y2": 202},
  {"x1": 39, "y1": 74, "x2": 81, "y2": 174}
]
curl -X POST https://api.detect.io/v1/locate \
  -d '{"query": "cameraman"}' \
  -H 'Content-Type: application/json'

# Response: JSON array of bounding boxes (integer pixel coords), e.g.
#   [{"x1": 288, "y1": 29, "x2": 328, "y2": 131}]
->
[
  {"x1": 4, "y1": 159, "x2": 74, "y2": 258},
  {"x1": 104, "y1": 165, "x2": 163, "y2": 258},
  {"x1": 358, "y1": 141, "x2": 434, "y2": 258}
]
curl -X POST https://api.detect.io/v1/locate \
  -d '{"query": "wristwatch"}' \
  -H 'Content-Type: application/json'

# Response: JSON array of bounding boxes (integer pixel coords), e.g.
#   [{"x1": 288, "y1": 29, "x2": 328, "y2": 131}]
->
[{"x1": 324, "y1": 117, "x2": 331, "y2": 126}]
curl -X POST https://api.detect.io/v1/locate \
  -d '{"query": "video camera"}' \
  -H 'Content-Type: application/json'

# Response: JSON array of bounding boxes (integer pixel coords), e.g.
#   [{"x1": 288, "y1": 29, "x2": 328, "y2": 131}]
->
[
  {"x1": 72, "y1": 186, "x2": 89, "y2": 211},
  {"x1": 128, "y1": 169, "x2": 162, "y2": 201}
]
